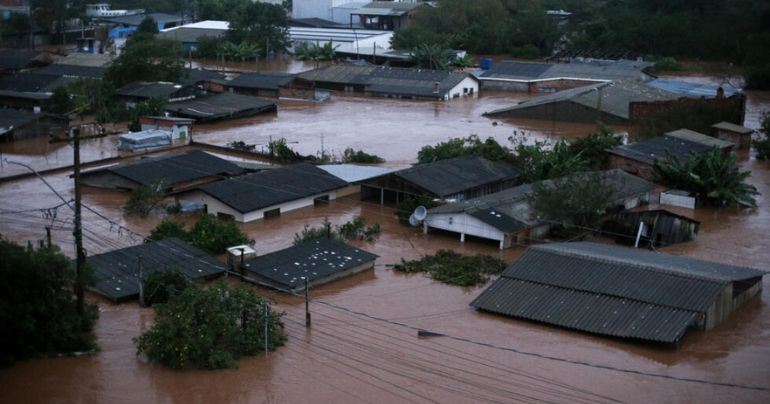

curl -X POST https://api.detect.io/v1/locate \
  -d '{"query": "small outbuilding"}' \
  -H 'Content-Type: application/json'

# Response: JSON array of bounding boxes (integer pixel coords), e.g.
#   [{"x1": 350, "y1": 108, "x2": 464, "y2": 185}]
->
[
  {"x1": 80, "y1": 150, "x2": 247, "y2": 193},
  {"x1": 603, "y1": 208, "x2": 700, "y2": 247},
  {"x1": 88, "y1": 237, "x2": 228, "y2": 302},
  {"x1": 472, "y1": 242, "x2": 765, "y2": 344},
  {"x1": 178, "y1": 163, "x2": 348, "y2": 222},
  {"x1": 361, "y1": 155, "x2": 522, "y2": 204},
  {"x1": 664, "y1": 128, "x2": 734, "y2": 151},
  {"x1": 240, "y1": 238, "x2": 378, "y2": 292},
  {"x1": 138, "y1": 116, "x2": 195, "y2": 140},
  {"x1": 712, "y1": 121, "x2": 754, "y2": 150}
]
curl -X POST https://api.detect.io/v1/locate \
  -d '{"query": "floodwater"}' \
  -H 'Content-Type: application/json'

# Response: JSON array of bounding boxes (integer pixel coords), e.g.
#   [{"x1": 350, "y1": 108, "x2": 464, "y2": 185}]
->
[{"x1": 1, "y1": 69, "x2": 770, "y2": 403}]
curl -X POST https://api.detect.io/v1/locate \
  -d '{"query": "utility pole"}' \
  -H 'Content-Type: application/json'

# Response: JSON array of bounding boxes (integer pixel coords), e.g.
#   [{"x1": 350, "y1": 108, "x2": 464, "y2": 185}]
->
[
  {"x1": 73, "y1": 128, "x2": 85, "y2": 314},
  {"x1": 45, "y1": 226, "x2": 51, "y2": 248},
  {"x1": 137, "y1": 256, "x2": 145, "y2": 306},
  {"x1": 263, "y1": 300, "x2": 269, "y2": 355},
  {"x1": 304, "y1": 277, "x2": 311, "y2": 327}
]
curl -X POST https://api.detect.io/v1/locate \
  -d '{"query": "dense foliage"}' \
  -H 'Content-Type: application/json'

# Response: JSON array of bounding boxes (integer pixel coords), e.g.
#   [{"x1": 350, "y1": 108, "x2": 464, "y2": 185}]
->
[
  {"x1": 68, "y1": 78, "x2": 118, "y2": 123},
  {"x1": 0, "y1": 239, "x2": 98, "y2": 365},
  {"x1": 146, "y1": 215, "x2": 252, "y2": 254},
  {"x1": 226, "y1": 1, "x2": 289, "y2": 55},
  {"x1": 394, "y1": 250, "x2": 505, "y2": 287},
  {"x1": 142, "y1": 270, "x2": 190, "y2": 306},
  {"x1": 293, "y1": 217, "x2": 381, "y2": 244},
  {"x1": 268, "y1": 138, "x2": 302, "y2": 162},
  {"x1": 653, "y1": 148, "x2": 759, "y2": 207},
  {"x1": 128, "y1": 98, "x2": 166, "y2": 132},
  {"x1": 566, "y1": 127, "x2": 623, "y2": 169},
  {"x1": 295, "y1": 41, "x2": 337, "y2": 62},
  {"x1": 416, "y1": 135, "x2": 513, "y2": 164},
  {"x1": 123, "y1": 182, "x2": 167, "y2": 216},
  {"x1": 529, "y1": 171, "x2": 615, "y2": 236},
  {"x1": 409, "y1": 44, "x2": 452, "y2": 71},
  {"x1": 342, "y1": 148, "x2": 385, "y2": 164},
  {"x1": 395, "y1": 194, "x2": 443, "y2": 226},
  {"x1": 135, "y1": 281, "x2": 286, "y2": 369},
  {"x1": 755, "y1": 111, "x2": 770, "y2": 160},
  {"x1": 513, "y1": 138, "x2": 587, "y2": 183},
  {"x1": 105, "y1": 33, "x2": 185, "y2": 88}
]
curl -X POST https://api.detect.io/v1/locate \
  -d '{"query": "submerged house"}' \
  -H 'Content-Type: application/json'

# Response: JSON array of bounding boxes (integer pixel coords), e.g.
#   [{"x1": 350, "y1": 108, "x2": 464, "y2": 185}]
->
[
  {"x1": 361, "y1": 155, "x2": 521, "y2": 204},
  {"x1": 603, "y1": 208, "x2": 700, "y2": 247},
  {"x1": 177, "y1": 163, "x2": 348, "y2": 222},
  {"x1": 116, "y1": 81, "x2": 196, "y2": 107},
  {"x1": 163, "y1": 92, "x2": 277, "y2": 122},
  {"x1": 0, "y1": 108, "x2": 68, "y2": 141},
  {"x1": 80, "y1": 150, "x2": 247, "y2": 193},
  {"x1": 350, "y1": 1, "x2": 427, "y2": 30},
  {"x1": 712, "y1": 121, "x2": 754, "y2": 150},
  {"x1": 240, "y1": 238, "x2": 378, "y2": 292},
  {"x1": 472, "y1": 242, "x2": 765, "y2": 344},
  {"x1": 224, "y1": 72, "x2": 318, "y2": 99},
  {"x1": 424, "y1": 169, "x2": 656, "y2": 249},
  {"x1": 88, "y1": 238, "x2": 228, "y2": 302},
  {"x1": 607, "y1": 133, "x2": 722, "y2": 180},
  {"x1": 299, "y1": 64, "x2": 479, "y2": 101}
]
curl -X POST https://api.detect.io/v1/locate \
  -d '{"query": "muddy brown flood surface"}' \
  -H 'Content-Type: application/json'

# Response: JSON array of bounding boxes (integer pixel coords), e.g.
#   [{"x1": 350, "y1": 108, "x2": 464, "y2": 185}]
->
[{"x1": 1, "y1": 82, "x2": 770, "y2": 402}]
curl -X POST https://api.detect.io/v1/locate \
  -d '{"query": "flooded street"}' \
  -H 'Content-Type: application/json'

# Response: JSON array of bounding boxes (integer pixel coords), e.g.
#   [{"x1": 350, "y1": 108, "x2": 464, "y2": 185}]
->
[{"x1": 1, "y1": 69, "x2": 769, "y2": 403}]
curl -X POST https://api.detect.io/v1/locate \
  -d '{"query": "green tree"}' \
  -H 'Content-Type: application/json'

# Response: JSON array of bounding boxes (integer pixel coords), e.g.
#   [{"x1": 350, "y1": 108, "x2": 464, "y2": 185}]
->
[
  {"x1": 653, "y1": 148, "x2": 759, "y2": 207},
  {"x1": 416, "y1": 135, "x2": 513, "y2": 164},
  {"x1": 49, "y1": 86, "x2": 73, "y2": 114},
  {"x1": 105, "y1": 36, "x2": 186, "y2": 88},
  {"x1": 187, "y1": 214, "x2": 251, "y2": 254},
  {"x1": 135, "y1": 281, "x2": 286, "y2": 369},
  {"x1": 410, "y1": 43, "x2": 452, "y2": 70},
  {"x1": 123, "y1": 182, "x2": 167, "y2": 216},
  {"x1": 342, "y1": 148, "x2": 385, "y2": 164},
  {"x1": 394, "y1": 250, "x2": 505, "y2": 287},
  {"x1": 227, "y1": 1, "x2": 289, "y2": 55},
  {"x1": 755, "y1": 111, "x2": 770, "y2": 160},
  {"x1": 68, "y1": 78, "x2": 117, "y2": 123},
  {"x1": 147, "y1": 219, "x2": 188, "y2": 242},
  {"x1": 513, "y1": 138, "x2": 588, "y2": 182},
  {"x1": 268, "y1": 138, "x2": 301, "y2": 162},
  {"x1": 128, "y1": 98, "x2": 166, "y2": 131},
  {"x1": 136, "y1": 16, "x2": 159, "y2": 35},
  {"x1": 0, "y1": 238, "x2": 98, "y2": 365},
  {"x1": 143, "y1": 270, "x2": 190, "y2": 306},
  {"x1": 293, "y1": 216, "x2": 381, "y2": 244},
  {"x1": 568, "y1": 126, "x2": 623, "y2": 170}
]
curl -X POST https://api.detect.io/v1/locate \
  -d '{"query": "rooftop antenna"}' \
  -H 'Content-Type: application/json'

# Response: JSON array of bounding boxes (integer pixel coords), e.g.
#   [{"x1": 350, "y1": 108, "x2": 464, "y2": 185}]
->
[{"x1": 409, "y1": 205, "x2": 427, "y2": 227}]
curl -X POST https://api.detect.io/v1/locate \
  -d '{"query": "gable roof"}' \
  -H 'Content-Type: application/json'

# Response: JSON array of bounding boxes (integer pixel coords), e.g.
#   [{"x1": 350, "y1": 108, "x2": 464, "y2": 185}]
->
[
  {"x1": 646, "y1": 78, "x2": 740, "y2": 98},
  {"x1": 664, "y1": 128, "x2": 734, "y2": 149},
  {"x1": 480, "y1": 60, "x2": 652, "y2": 82},
  {"x1": 472, "y1": 242, "x2": 765, "y2": 343},
  {"x1": 163, "y1": 92, "x2": 276, "y2": 121},
  {"x1": 33, "y1": 64, "x2": 105, "y2": 78},
  {"x1": 0, "y1": 48, "x2": 43, "y2": 70},
  {"x1": 0, "y1": 73, "x2": 73, "y2": 92},
  {"x1": 393, "y1": 155, "x2": 521, "y2": 198},
  {"x1": 241, "y1": 238, "x2": 378, "y2": 291},
  {"x1": 608, "y1": 135, "x2": 714, "y2": 165},
  {"x1": 182, "y1": 68, "x2": 225, "y2": 86},
  {"x1": 116, "y1": 81, "x2": 188, "y2": 98},
  {"x1": 712, "y1": 121, "x2": 753, "y2": 134},
  {"x1": 88, "y1": 238, "x2": 228, "y2": 302},
  {"x1": 227, "y1": 72, "x2": 296, "y2": 90},
  {"x1": 197, "y1": 163, "x2": 348, "y2": 213},
  {"x1": 0, "y1": 107, "x2": 42, "y2": 133},
  {"x1": 81, "y1": 150, "x2": 247, "y2": 188}
]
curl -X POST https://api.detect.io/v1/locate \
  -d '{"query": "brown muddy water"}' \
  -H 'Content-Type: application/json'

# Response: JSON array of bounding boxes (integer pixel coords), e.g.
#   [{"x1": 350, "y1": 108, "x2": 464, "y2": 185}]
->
[{"x1": 0, "y1": 73, "x2": 769, "y2": 403}]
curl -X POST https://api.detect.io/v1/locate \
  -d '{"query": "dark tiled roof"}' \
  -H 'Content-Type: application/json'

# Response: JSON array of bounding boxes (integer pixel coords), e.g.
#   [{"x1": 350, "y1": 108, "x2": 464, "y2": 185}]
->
[
  {"x1": 116, "y1": 81, "x2": 187, "y2": 99},
  {"x1": 469, "y1": 209, "x2": 528, "y2": 233},
  {"x1": 0, "y1": 73, "x2": 72, "y2": 92},
  {"x1": 608, "y1": 135, "x2": 713, "y2": 165},
  {"x1": 198, "y1": 163, "x2": 348, "y2": 213},
  {"x1": 480, "y1": 60, "x2": 652, "y2": 82},
  {"x1": 33, "y1": 64, "x2": 105, "y2": 78},
  {"x1": 394, "y1": 155, "x2": 521, "y2": 198},
  {"x1": 480, "y1": 61, "x2": 552, "y2": 80},
  {"x1": 241, "y1": 238, "x2": 378, "y2": 291},
  {"x1": 227, "y1": 72, "x2": 296, "y2": 90},
  {"x1": 164, "y1": 92, "x2": 276, "y2": 121},
  {"x1": 0, "y1": 48, "x2": 42, "y2": 70},
  {"x1": 181, "y1": 68, "x2": 225, "y2": 86},
  {"x1": 88, "y1": 238, "x2": 228, "y2": 302},
  {"x1": 472, "y1": 242, "x2": 765, "y2": 343},
  {"x1": 0, "y1": 107, "x2": 41, "y2": 131},
  {"x1": 82, "y1": 150, "x2": 247, "y2": 188}
]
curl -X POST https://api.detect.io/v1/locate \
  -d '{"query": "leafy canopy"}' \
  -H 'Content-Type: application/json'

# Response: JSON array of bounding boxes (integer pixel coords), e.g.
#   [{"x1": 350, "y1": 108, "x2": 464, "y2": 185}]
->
[{"x1": 146, "y1": 215, "x2": 252, "y2": 254}]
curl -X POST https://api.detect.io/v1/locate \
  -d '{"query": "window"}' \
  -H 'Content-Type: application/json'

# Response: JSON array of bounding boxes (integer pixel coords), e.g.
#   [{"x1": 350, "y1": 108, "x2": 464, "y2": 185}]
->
[{"x1": 448, "y1": 217, "x2": 454, "y2": 225}]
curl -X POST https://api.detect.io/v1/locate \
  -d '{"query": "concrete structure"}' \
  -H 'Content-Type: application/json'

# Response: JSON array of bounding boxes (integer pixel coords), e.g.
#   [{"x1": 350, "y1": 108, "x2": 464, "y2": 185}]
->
[
  {"x1": 425, "y1": 169, "x2": 655, "y2": 249},
  {"x1": 472, "y1": 242, "x2": 765, "y2": 344},
  {"x1": 178, "y1": 163, "x2": 348, "y2": 223},
  {"x1": 712, "y1": 121, "x2": 754, "y2": 150},
  {"x1": 350, "y1": 1, "x2": 427, "y2": 30},
  {"x1": 293, "y1": 0, "x2": 368, "y2": 25}
]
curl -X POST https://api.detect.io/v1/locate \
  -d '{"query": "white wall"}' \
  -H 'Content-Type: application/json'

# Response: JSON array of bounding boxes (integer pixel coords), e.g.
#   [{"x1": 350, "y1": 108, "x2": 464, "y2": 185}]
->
[
  {"x1": 178, "y1": 190, "x2": 338, "y2": 223},
  {"x1": 447, "y1": 76, "x2": 480, "y2": 100},
  {"x1": 425, "y1": 213, "x2": 505, "y2": 243},
  {"x1": 293, "y1": 0, "x2": 334, "y2": 20}
]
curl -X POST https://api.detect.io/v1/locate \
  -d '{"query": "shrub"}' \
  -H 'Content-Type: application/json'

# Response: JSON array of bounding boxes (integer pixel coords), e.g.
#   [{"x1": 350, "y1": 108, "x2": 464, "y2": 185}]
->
[
  {"x1": 568, "y1": 125, "x2": 623, "y2": 170},
  {"x1": 416, "y1": 135, "x2": 513, "y2": 164},
  {"x1": 147, "y1": 219, "x2": 188, "y2": 242},
  {"x1": 143, "y1": 270, "x2": 190, "y2": 306},
  {"x1": 293, "y1": 216, "x2": 381, "y2": 244},
  {"x1": 342, "y1": 148, "x2": 385, "y2": 164},
  {"x1": 135, "y1": 281, "x2": 286, "y2": 369},
  {"x1": 394, "y1": 250, "x2": 505, "y2": 287},
  {"x1": 123, "y1": 182, "x2": 167, "y2": 216},
  {"x1": 188, "y1": 214, "x2": 252, "y2": 255}
]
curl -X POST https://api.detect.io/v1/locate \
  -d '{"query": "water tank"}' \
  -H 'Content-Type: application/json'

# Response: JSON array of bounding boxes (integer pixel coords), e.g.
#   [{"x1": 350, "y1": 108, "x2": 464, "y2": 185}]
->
[{"x1": 479, "y1": 58, "x2": 493, "y2": 70}]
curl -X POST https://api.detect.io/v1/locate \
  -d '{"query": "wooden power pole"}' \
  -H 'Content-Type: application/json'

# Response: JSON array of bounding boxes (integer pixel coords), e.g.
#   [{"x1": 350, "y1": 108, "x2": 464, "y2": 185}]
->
[{"x1": 73, "y1": 129, "x2": 85, "y2": 314}]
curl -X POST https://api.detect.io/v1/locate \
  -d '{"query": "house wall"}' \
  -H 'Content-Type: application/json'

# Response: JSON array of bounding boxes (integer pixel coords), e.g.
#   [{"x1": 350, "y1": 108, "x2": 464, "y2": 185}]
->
[
  {"x1": 425, "y1": 213, "x2": 506, "y2": 245},
  {"x1": 629, "y1": 95, "x2": 745, "y2": 125},
  {"x1": 479, "y1": 79, "x2": 529, "y2": 92},
  {"x1": 486, "y1": 100, "x2": 629, "y2": 124},
  {"x1": 179, "y1": 190, "x2": 338, "y2": 223},
  {"x1": 703, "y1": 280, "x2": 762, "y2": 330},
  {"x1": 660, "y1": 191, "x2": 696, "y2": 209},
  {"x1": 230, "y1": 86, "x2": 279, "y2": 98},
  {"x1": 447, "y1": 77, "x2": 479, "y2": 100},
  {"x1": 3, "y1": 115, "x2": 68, "y2": 140}
]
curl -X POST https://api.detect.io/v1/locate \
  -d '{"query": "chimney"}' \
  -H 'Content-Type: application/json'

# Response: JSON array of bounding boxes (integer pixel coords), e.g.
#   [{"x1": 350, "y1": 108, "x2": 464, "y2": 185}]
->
[{"x1": 716, "y1": 86, "x2": 725, "y2": 99}]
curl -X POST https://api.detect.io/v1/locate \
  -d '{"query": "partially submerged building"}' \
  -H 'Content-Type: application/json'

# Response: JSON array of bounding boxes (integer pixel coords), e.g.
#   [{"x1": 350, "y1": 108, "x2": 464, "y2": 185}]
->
[
  {"x1": 361, "y1": 156, "x2": 522, "y2": 204},
  {"x1": 224, "y1": 72, "x2": 320, "y2": 100},
  {"x1": 712, "y1": 121, "x2": 754, "y2": 150},
  {"x1": 164, "y1": 92, "x2": 277, "y2": 122},
  {"x1": 478, "y1": 59, "x2": 652, "y2": 92},
  {"x1": 603, "y1": 208, "x2": 700, "y2": 247},
  {"x1": 178, "y1": 163, "x2": 348, "y2": 222},
  {"x1": 240, "y1": 238, "x2": 378, "y2": 292},
  {"x1": 472, "y1": 242, "x2": 765, "y2": 344},
  {"x1": 0, "y1": 108, "x2": 68, "y2": 141},
  {"x1": 80, "y1": 150, "x2": 247, "y2": 193},
  {"x1": 350, "y1": 1, "x2": 427, "y2": 30},
  {"x1": 116, "y1": 81, "x2": 196, "y2": 107},
  {"x1": 299, "y1": 64, "x2": 479, "y2": 101},
  {"x1": 88, "y1": 237, "x2": 227, "y2": 302},
  {"x1": 424, "y1": 169, "x2": 655, "y2": 248},
  {"x1": 607, "y1": 133, "x2": 719, "y2": 179},
  {"x1": 318, "y1": 164, "x2": 398, "y2": 197}
]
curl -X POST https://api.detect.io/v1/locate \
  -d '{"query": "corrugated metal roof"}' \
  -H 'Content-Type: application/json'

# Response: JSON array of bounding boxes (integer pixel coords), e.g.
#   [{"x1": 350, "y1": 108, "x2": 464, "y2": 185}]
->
[
  {"x1": 89, "y1": 238, "x2": 227, "y2": 302},
  {"x1": 472, "y1": 242, "x2": 765, "y2": 343},
  {"x1": 241, "y1": 238, "x2": 378, "y2": 291},
  {"x1": 608, "y1": 135, "x2": 713, "y2": 165},
  {"x1": 227, "y1": 72, "x2": 296, "y2": 90},
  {"x1": 318, "y1": 164, "x2": 397, "y2": 183},
  {"x1": 164, "y1": 93, "x2": 276, "y2": 121},
  {"x1": 665, "y1": 129, "x2": 734, "y2": 149},
  {"x1": 646, "y1": 78, "x2": 740, "y2": 98},
  {"x1": 116, "y1": 81, "x2": 185, "y2": 98},
  {"x1": 393, "y1": 155, "x2": 521, "y2": 198},
  {"x1": 481, "y1": 60, "x2": 651, "y2": 82},
  {"x1": 198, "y1": 163, "x2": 348, "y2": 213},
  {"x1": 469, "y1": 209, "x2": 528, "y2": 233}
]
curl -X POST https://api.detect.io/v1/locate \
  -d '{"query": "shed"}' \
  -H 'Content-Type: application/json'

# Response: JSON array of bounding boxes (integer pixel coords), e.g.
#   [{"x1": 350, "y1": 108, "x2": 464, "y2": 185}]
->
[
  {"x1": 664, "y1": 128, "x2": 734, "y2": 151},
  {"x1": 80, "y1": 150, "x2": 247, "y2": 193},
  {"x1": 424, "y1": 169, "x2": 655, "y2": 249},
  {"x1": 178, "y1": 163, "x2": 349, "y2": 222},
  {"x1": 163, "y1": 92, "x2": 277, "y2": 122},
  {"x1": 88, "y1": 237, "x2": 228, "y2": 302},
  {"x1": 712, "y1": 121, "x2": 754, "y2": 150},
  {"x1": 603, "y1": 208, "x2": 700, "y2": 247},
  {"x1": 240, "y1": 238, "x2": 378, "y2": 292},
  {"x1": 226, "y1": 72, "x2": 308, "y2": 98},
  {"x1": 0, "y1": 108, "x2": 68, "y2": 141},
  {"x1": 350, "y1": 1, "x2": 427, "y2": 30},
  {"x1": 472, "y1": 242, "x2": 765, "y2": 344},
  {"x1": 117, "y1": 130, "x2": 172, "y2": 151},
  {"x1": 361, "y1": 155, "x2": 522, "y2": 204}
]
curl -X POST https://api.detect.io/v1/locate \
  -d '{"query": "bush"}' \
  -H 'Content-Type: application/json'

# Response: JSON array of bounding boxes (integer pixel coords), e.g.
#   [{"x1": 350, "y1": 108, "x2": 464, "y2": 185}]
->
[
  {"x1": 342, "y1": 148, "x2": 385, "y2": 164},
  {"x1": 647, "y1": 55, "x2": 682, "y2": 72},
  {"x1": 143, "y1": 270, "x2": 190, "y2": 306},
  {"x1": 146, "y1": 215, "x2": 252, "y2": 255},
  {"x1": 756, "y1": 111, "x2": 770, "y2": 160},
  {"x1": 416, "y1": 135, "x2": 513, "y2": 164},
  {"x1": 394, "y1": 250, "x2": 505, "y2": 287},
  {"x1": 568, "y1": 125, "x2": 623, "y2": 170},
  {"x1": 268, "y1": 138, "x2": 302, "y2": 162},
  {"x1": 395, "y1": 195, "x2": 442, "y2": 225},
  {"x1": 293, "y1": 216, "x2": 381, "y2": 244},
  {"x1": 0, "y1": 239, "x2": 98, "y2": 365},
  {"x1": 147, "y1": 219, "x2": 188, "y2": 242},
  {"x1": 135, "y1": 281, "x2": 286, "y2": 369},
  {"x1": 123, "y1": 182, "x2": 167, "y2": 216},
  {"x1": 510, "y1": 44, "x2": 541, "y2": 60},
  {"x1": 513, "y1": 138, "x2": 588, "y2": 182}
]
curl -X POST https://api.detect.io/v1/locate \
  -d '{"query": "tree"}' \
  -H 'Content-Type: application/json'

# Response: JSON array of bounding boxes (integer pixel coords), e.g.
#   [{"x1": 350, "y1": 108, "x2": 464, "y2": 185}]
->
[
  {"x1": 568, "y1": 126, "x2": 623, "y2": 170},
  {"x1": 187, "y1": 214, "x2": 251, "y2": 255},
  {"x1": 143, "y1": 270, "x2": 190, "y2": 306},
  {"x1": 68, "y1": 78, "x2": 117, "y2": 123},
  {"x1": 410, "y1": 43, "x2": 452, "y2": 71},
  {"x1": 0, "y1": 238, "x2": 98, "y2": 365},
  {"x1": 135, "y1": 281, "x2": 286, "y2": 369},
  {"x1": 49, "y1": 86, "x2": 73, "y2": 114},
  {"x1": 123, "y1": 182, "x2": 167, "y2": 216},
  {"x1": 416, "y1": 135, "x2": 513, "y2": 164},
  {"x1": 513, "y1": 138, "x2": 588, "y2": 182},
  {"x1": 268, "y1": 138, "x2": 301, "y2": 162},
  {"x1": 342, "y1": 148, "x2": 385, "y2": 164},
  {"x1": 293, "y1": 216, "x2": 381, "y2": 244},
  {"x1": 529, "y1": 171, "x2": 615, "y2": 236},
  {"x1": 136, "y1": 16, "x2": 159, "y2": 35},
  {"x1": 105, "y1": 36, "x2": 185, "y2": 88},
  {"x1": 653, "y1": 148, "x2": 759, "y2": 207},
  {"x1": 227, "y1": 1, "x2": 289, "y2": 55},
  {"x1": 147, "y1": 219, "x2": 188, "y2": 242},
  {"x1": 755, "y1": 111, "x2": 770, "y2": 160},
  {"x1": 128, "y1": 98, "x2": 166, "y2": 131},
  {"x1": 295, "y1": 41, "x2": 337, "y2": 62}
]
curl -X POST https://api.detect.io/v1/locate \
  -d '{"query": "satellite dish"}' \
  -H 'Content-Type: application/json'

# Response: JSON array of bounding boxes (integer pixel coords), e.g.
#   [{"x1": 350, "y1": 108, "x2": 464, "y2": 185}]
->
[
  {"x1": 408, "y1": 214, "x2": 420, "y2": 227},
  {"x1": 413, "y1": 205, "x2": 427, "y2": 221}
]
